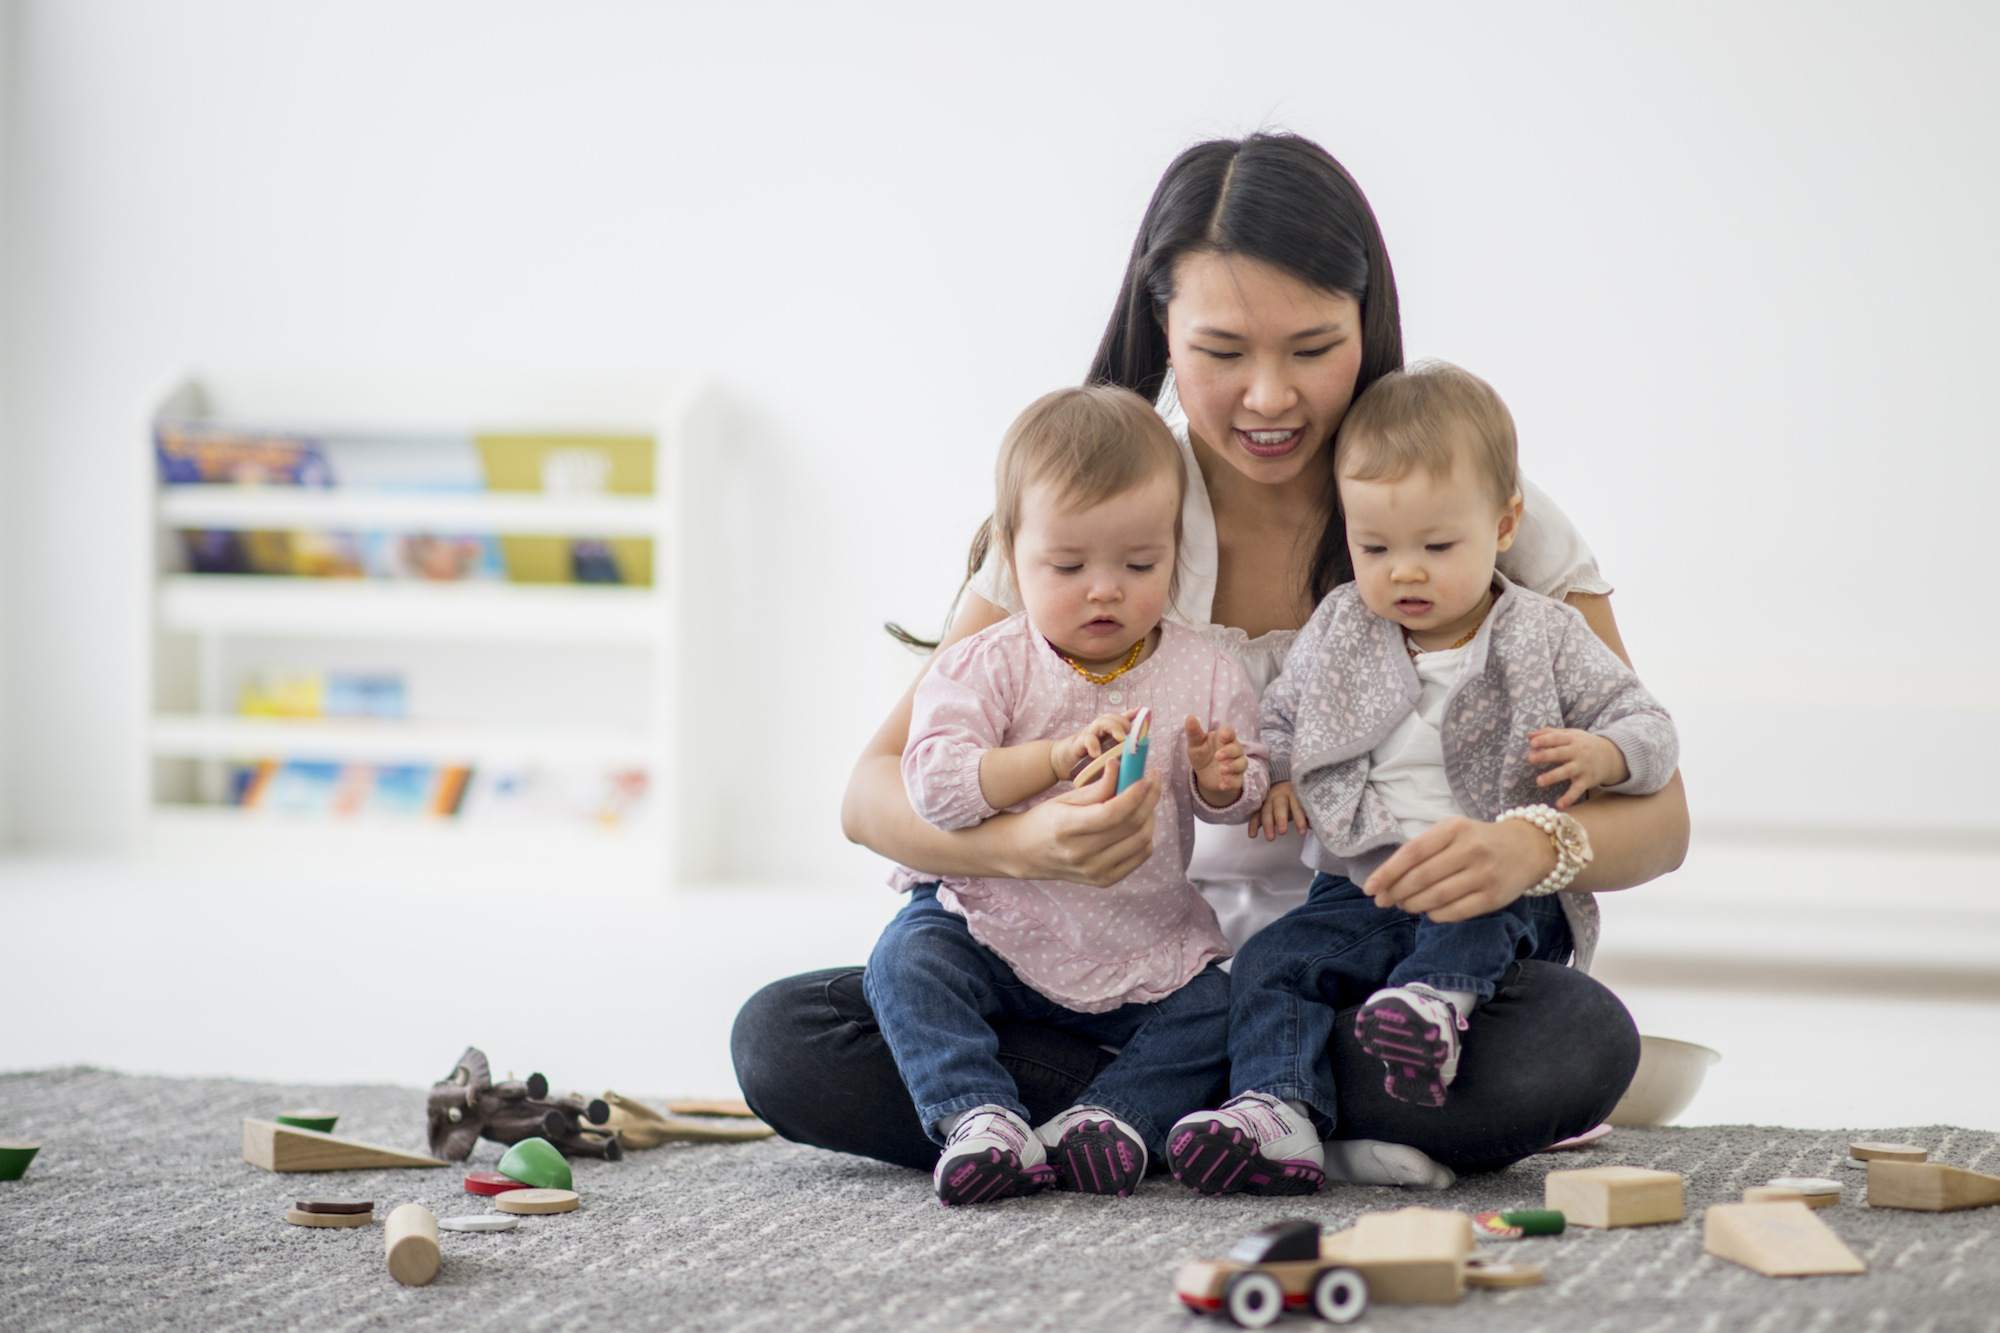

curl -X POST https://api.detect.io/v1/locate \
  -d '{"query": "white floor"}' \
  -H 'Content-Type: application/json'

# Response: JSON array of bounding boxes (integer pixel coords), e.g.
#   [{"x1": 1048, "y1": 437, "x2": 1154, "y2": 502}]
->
[{"x1": 2, "y1": 838, "x2": 1996, "y2": 1131}]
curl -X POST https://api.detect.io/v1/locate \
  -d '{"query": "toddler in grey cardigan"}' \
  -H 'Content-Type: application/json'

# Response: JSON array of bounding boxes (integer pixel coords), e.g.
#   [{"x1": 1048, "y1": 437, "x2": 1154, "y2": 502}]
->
[{"x1": 1166, "y1": 361, "x2": 1679, "y2": 1198}]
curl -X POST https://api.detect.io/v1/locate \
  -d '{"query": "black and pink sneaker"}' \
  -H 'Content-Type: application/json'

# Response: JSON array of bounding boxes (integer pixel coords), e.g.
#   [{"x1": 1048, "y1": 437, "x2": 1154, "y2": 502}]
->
[
  {"x1": 932, "y1": 1106, "x2": 1055, "y2": 1206},
  {"x1": 1166, "y1": 1092, "x2": 1326, "y2": 1197},
  {"x1": 1038, "y1": 1105, "x2": 1147, "y2": 1198},
  {"x1": 1354, "y1": 985, "x2": 1468, "y2": 1109}
]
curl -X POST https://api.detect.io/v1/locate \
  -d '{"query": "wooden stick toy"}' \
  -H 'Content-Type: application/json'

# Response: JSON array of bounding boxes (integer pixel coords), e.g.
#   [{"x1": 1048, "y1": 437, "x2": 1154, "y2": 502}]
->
[
  {"x1": 1544, "y1": 1166, "x2": 1684, "y2": 1228},
  {"x1": 384, "y1": 1203, "x2": 441, "y2": 1286},
  {"x1": 1865, "y1": 1160, "x2": 2000, "y2": 1212},
  {"x1": 243, "y1": 1119, "x2": 447, "y2": 1173},
  {"x1": 1464, "y1": 1257, "x2": 1545, "y2": 1290},
  {"x1": 1704, "y1": 1201, "x2": 1865, "y2": 1277}
]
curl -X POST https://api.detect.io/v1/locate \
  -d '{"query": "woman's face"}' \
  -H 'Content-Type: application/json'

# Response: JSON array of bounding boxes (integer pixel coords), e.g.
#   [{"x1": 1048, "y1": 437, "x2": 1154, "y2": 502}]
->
[{"x1": 1163, "y1": 251, "x2": 1364, "y2": 491}]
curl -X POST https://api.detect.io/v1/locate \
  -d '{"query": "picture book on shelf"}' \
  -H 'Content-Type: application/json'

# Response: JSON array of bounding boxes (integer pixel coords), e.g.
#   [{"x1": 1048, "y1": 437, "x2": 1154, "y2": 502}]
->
[
  {"x1": 156, "y1": 421, "x2": 332, "y2": 486},
  {"x1": 157, "y1": 420, "x2": 484, "y2": 492},
  {"x1": 178, "y1": 529, "x2": 506, "y2": 582}
]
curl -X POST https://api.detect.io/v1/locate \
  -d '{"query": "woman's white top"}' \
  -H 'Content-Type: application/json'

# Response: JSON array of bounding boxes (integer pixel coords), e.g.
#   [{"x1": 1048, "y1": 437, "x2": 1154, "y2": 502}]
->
[{"x1": 964, "y1": 386, "x2": 1611, "y2": 951}]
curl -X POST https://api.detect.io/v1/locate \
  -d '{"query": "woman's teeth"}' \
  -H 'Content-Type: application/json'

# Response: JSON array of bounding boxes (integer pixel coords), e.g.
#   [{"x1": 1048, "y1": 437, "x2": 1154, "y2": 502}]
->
[{"x1": 1246, "y1": 430, "x2": 1296, "y2": 444}]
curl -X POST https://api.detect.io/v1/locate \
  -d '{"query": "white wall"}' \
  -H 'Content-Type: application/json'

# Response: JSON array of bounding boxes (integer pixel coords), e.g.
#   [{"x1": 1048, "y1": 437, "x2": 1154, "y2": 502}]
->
[
  {"x1": 3, "y1": 1, "x2": 1997, "y2": 878},
  {"x1": 0, "y1": 0, "x2": 15, "y2": 849}
]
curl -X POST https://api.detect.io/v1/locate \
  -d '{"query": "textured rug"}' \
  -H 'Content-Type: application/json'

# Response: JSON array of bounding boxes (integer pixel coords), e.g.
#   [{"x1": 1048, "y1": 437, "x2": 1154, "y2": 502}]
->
[{"x1": 3, "y1": 1068, "x2": 1997, "y2": 1331}]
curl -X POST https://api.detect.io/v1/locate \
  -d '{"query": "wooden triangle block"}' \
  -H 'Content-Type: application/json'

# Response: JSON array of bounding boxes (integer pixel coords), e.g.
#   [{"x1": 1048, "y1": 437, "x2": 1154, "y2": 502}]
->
[
  {"x1": 243, "y1": 1118, "x2": 449, "y2": 1173},
  {"x1": 1704, "y1": 1201, "x2": 1865, "y2": 1277},
  {"x1": 1866, "y1": 1160, "x2": 2000, "y2": 1212}
]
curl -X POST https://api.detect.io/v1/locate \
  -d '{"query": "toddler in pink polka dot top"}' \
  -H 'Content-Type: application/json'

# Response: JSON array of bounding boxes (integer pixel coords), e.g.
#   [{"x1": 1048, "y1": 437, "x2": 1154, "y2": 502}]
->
[{"x1": 867, "y1": 385, "x2": 1269, "y2": 1205}]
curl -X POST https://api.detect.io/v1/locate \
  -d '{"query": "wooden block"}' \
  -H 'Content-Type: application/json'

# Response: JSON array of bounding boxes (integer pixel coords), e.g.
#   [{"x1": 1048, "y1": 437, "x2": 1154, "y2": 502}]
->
[
  {"x1": 285, "y1": 1206, "x2": 373, "y2": 1228},
  {"x1": 1322, "y1": 1207, "x2": 1473, "y2": 1305},
  {"x1": 1545, "y1": 1166, "x2": 1684, "y2": 1228},
  {"x1": 1849, "y1": 1141, "x2": 1927, "y2": 1163},
  {"x1": 384, "y1": 1203, "x2": 440, "y2": 1286},
  {"x1": 1704, "y1": 1202, "x2": 1865, "y2": 1277},
  {"x1": 662, "y1": 1096, "x2": 756, "y2": 1118},
  {"x1": 597, "y1": 1093, "x2": 774, "y2": 1149},
  {"x1": 243, "y1": 1119, "x2": 449, "y2": 1173},
  {"x1": 1866, "y1": 1160, "x2": 2000, "y2": 1212}
]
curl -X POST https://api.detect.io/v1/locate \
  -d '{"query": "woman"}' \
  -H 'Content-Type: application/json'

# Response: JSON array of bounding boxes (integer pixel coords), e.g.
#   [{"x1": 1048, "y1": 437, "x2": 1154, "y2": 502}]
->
[{"x1": 732, "y1": 132, "x2": 1687, "y2": 1184}]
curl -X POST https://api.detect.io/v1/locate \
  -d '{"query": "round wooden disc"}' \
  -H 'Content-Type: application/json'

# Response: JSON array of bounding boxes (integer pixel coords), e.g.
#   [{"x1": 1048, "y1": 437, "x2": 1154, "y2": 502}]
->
[
  {"x1": 494, "y1": 1188, "x2": 580, "y2": 1215},
  {"x1": 1744, "y1": 1186, "x2": 1806, "y2": 1204},
  {"x1": 439, "y1": 1214, "x2": 520, "y2": 1233},
  {"x1": 1466, "y1": 1260, "x2": 1545, "y2": 1289},
  {"x1": 295, "y1": 1200, "x2": 374, "y2": 1215},
  {"x1": 1767, "y1": 1176, "x2": 1841, "y2": 1196},
  {"x1": 1850, "y1": 1141, "x2": 1928, "y2": 1162},
  {"x1": 286, "y1": 1207, "x2": 373, "y2": 1228}
]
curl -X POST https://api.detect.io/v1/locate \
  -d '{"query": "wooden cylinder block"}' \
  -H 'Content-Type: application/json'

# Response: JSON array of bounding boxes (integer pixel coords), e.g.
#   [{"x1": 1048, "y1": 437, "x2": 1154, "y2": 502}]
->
[{"x1": 384, "y1": 1203, "x2": 441, "y2": 1287}]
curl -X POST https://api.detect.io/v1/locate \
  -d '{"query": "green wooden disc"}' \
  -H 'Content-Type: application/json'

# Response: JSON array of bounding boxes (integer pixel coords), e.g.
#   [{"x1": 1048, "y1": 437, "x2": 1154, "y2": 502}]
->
[
  {"x1": 274, "y1": 1110, "x2": 341, "y2": 1134},
  {"x1": 497, "y1": 1137, "x2": 572, "y2": 1191}
]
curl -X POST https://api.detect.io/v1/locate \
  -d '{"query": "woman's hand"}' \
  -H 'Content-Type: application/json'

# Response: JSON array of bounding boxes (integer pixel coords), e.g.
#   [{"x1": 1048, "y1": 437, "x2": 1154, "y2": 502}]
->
[
  {"x1": 1362, "y1": 816, "x2": 1556, "y2": 923},
  {"x1": 1003, "y1": 767, "x2": 1158, "y2": 886}
]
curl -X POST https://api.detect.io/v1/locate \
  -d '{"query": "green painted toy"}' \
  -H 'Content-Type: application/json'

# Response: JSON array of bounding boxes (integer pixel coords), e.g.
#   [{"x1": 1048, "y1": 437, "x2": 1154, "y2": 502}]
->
[
  {"x1": 497, "y1": 1136, "x2": 572, "y2": 1191},
  {"x1": 274, "y1": 1109, "x2": 340, "y2": 1134},
  {"x1": 0, "y1": 1142, "x2": 41, "y2": 1181}
]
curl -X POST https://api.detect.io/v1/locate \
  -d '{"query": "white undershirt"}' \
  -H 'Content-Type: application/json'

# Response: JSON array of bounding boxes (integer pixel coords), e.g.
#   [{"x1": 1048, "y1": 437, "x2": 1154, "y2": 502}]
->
[{"x1": 1368, "y1": 642, "x2": 1474, "y2": 840}]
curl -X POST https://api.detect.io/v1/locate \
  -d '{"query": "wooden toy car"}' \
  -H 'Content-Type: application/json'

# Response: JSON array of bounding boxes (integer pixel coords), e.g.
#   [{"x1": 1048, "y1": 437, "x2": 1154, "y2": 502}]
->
[{"x1": 1174, "y1": 1220, "x2": 1369, "y2": 1327}]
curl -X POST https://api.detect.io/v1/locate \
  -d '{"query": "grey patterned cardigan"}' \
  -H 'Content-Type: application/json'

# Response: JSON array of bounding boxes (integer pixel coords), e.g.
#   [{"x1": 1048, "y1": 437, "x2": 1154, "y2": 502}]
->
[{"x1": 1260, "y1": 574, "x2": 1680, "y2": 974}]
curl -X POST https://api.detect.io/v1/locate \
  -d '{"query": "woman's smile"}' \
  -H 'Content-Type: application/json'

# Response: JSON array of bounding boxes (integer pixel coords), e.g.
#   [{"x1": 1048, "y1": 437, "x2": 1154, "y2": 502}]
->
[{"x1": 1235, "y1": 427, "x2": 1306, "y2": 458}]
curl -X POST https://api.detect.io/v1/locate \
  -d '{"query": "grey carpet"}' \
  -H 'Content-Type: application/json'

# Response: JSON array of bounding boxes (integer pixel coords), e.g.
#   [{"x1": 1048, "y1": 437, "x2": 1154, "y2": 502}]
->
[{"x1": 3, "y1": 1068, "x2": 1997, "y2": 1331}]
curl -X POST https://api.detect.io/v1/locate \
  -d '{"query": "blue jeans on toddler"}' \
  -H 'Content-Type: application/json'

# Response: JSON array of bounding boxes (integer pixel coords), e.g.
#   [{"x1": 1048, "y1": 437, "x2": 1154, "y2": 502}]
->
[
  {"x1": 862, "y1": 885, "x2": 1230, "y2": 1158},
  {"x1": 1226, "y1": 872, "x2": 1573, "y2": 1132}
]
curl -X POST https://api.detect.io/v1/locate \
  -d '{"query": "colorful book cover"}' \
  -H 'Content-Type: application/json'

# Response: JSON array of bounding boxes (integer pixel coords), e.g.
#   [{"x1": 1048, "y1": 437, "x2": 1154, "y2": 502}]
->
[{"x1": 155, "y1": 421, "x2": 333, "y2": 486}]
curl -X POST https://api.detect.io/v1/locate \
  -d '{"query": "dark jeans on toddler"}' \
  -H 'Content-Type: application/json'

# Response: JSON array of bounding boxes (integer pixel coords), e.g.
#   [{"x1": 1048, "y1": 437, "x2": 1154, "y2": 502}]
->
[
  {"x1": 1227, "y1": 872, "x2": 1573, "y2": 1131},
  {"x1": 861, "y1": 885, "x2": 1230, "y2": 1158}
]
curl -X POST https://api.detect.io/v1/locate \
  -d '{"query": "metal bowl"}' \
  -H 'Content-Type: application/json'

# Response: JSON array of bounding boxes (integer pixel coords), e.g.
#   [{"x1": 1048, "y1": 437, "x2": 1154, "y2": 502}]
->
[{"x1": 1607, "y1": 1035, "x2": 1721, "y2": 1127}]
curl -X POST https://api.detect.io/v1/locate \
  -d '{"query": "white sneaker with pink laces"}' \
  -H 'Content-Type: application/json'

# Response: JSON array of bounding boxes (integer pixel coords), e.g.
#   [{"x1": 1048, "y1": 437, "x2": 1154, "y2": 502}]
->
[
  {"x1": 1353, "y1": 984, "x2": 1470, "y2": 1108},
  {"x1": 1166, "y1": 1092, "x2": 1326, "y2": 1196},
  {"x1": 932, "y1": 1105, "x2": 1055, "y2": 1206}
]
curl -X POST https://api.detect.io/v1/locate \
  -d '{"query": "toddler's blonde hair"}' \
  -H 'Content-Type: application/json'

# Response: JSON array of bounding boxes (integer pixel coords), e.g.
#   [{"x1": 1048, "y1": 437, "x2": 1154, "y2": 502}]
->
[
  {"x1": 994, "y1": 385, "x2": 1185, "y2": 585},
  {"x1": 1334, "y1": 360, "x2": 1519, "y2": 510}
]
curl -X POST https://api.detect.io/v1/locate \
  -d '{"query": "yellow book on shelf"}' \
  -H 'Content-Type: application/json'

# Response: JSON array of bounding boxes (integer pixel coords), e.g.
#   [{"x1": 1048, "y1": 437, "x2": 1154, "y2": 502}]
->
[{"x1": 474, "y1": 433, "x2": 655, "y2": 586}]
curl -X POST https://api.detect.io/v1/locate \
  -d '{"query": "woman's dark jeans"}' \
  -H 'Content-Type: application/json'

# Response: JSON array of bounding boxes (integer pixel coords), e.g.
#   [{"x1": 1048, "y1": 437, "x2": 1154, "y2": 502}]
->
[{"x1": 731, "y1": 957, "x2": 1640, "y2": 1176}]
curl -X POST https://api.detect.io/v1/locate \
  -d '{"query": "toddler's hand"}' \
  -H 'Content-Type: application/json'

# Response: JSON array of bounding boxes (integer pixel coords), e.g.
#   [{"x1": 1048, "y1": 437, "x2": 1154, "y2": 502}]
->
[
  {"x1": 1185, "y1": 716, "x2": 1247, "y2": 807},
  {"x1": 1528, "y1": 728, "x2": 1630, "y2": 810},
  {"x1": 1255, "y1": 781, "x2": 1310, "y2": 840},
  {"x1": 1052, "y1": 709, "x2": 1140, "y2": 785}
]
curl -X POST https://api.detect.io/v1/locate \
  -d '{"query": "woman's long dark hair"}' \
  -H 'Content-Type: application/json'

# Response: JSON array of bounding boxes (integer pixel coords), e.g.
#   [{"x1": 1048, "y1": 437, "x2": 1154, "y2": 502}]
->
[
  {"x1": 1091, "y1": 132, "x2": 1404, "y2": 607},
  {"x1": 888, "y1": 131, "x2": 1402, "y2": 650}
]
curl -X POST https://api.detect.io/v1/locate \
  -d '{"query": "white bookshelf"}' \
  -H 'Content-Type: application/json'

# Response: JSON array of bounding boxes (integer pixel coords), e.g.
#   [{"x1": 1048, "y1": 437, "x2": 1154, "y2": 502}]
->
[{"x1": 143, "y1": 369, "x2": 724, "y2": 887}]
